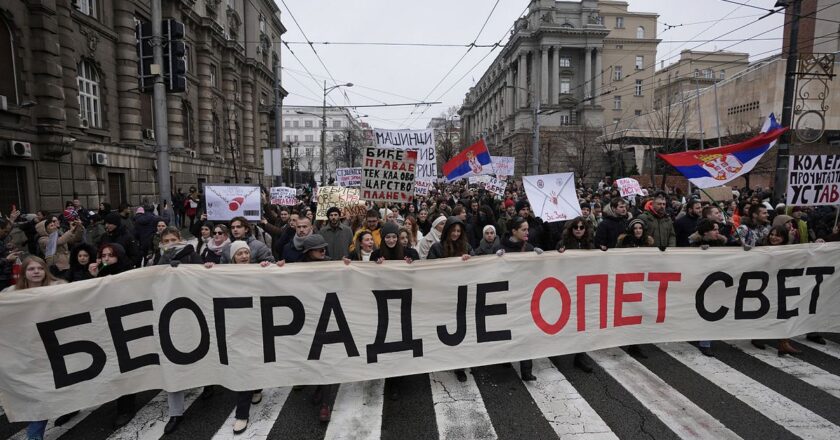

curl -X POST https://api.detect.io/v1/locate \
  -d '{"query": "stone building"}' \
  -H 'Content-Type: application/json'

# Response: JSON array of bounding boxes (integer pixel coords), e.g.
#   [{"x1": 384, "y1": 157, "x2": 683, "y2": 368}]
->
[
  {"x1": 458, "y1": 0, "x2": 657, "y2": 180},
  {"x1": 0, "y1": 0, "x2": 287, "y2": 213},
  {"x1": 281, "y1": 105, "x2": 364, "y2": 184},
  {"x1": 652, "y1": 50, "x2": 750, "y2": 110}
]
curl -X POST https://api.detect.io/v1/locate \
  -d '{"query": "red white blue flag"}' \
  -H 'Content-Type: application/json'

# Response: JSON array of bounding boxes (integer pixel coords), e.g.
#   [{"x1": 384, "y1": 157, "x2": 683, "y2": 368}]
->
[
  {"x1": 658, "y1": 113, "x2": 787, "y2": 189},
  {"x1": 442, "y1": 138, "x2": 493, "y2": 182}
]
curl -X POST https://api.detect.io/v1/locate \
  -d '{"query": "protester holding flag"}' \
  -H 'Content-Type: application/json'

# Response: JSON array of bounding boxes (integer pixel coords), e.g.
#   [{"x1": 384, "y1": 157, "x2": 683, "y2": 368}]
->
[{"x1": 442, "y1": 139, "x2": 492, "y2": 182}]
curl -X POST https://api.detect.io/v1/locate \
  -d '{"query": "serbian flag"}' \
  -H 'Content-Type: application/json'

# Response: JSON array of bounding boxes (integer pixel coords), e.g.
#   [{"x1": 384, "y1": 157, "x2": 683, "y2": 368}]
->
[
  {"x1": 443, "y1": 138, "x2": 493, "y2": 181},
  {"x1": 658, "y1": 113, "x2": 787, "y2": 189}
]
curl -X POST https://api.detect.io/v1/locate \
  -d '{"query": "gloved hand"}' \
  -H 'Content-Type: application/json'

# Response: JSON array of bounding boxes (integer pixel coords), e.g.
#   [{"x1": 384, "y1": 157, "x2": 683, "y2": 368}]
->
[
  {"x1": 534, "y1": 247, "x2": 544, "y2": 255},
  {"x1": 700, "y1": 244, "x2": 710, "y2": 250},
  {"x1": 496, "y1": 249, "x2": 505, "y2": 257}
]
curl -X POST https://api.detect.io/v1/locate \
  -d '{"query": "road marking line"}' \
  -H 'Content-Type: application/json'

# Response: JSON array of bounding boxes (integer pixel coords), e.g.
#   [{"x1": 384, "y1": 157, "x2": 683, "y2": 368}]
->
[
  {"x1": 211, "y1": 387, "x2": 291, "y2": 440},
  {"x1": 8, "y1": 406, "x2": 98, "y2": 440},
  {"x1": 795, "y1": 337, "x2": 840, "y2": 360},
  {"x1": 659, "y1": 342, "x2": 840, "y2": 439},
  {"x1": 106, "y1": 389, "x2": 199, "y2": 440},
  {"x1": 429, "y1": 371, "x2": 497, "y2": 440},
  {"x1": 513, "y1": 358, "x2": 618, "y2": 439},
  {"x1": 324, "y1": 380, "x2": 384, "y2": 440}
]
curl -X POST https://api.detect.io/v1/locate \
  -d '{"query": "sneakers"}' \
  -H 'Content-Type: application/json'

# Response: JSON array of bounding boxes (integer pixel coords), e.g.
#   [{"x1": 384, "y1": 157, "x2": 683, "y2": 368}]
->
[
  {"x1": 251, "y1": 391, "x2": 262, "y2": 405},
  {"x1": 807, "y1": 333, "x2": 827, "y2": 345},
  {"x1": 751, "y1": 340, "x2": 767, "y2": 350},
  {"x1": 233, "y1": 418, "x2": 248, "y2": 434},
  {"x1": 319, "y1": 403, "x2": 331, "y2": 423},
  {"x1": 574, "y1": 353, "x2": 593, "y2": 373},
  {"x1": 699, "y1": 346, "x2": 715, "y2": 357},
  {"x1": 163, "y1": 416, "x2": 182, "y2": 435},
  {"x1": 454, "y1": 369, "x2": 467, "y2": 382}
]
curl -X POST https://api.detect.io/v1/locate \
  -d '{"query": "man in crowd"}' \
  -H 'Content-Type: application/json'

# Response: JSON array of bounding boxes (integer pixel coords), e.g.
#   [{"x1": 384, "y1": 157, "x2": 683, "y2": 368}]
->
[
  {"x1": 350, "y1": 210, "x2": 383, "y2": 252},
  {"x1": 743, "y1": 204, "x2": 771, "y2": 247},
  {"x1": 674, "y1": 199, "x2": 702, "y2": 247},
  {"x1": 282, "y1": 216, "x2": 317, "y2": 263},
  {"x1": 639, "y1": 194, "x2": 676, "y2": 248},
  {"x1": 102, "y1": 213, "x2": 142, "y2": 268},
  {"x1": 221, "y1": 216, "x2": 275, "y2": 264},
  {"x1": 595, "y1": 198, "x2": 630, "y2": 250},
  {"x1": 319, "y1": 207, "x2": 352, "y2": 259}
]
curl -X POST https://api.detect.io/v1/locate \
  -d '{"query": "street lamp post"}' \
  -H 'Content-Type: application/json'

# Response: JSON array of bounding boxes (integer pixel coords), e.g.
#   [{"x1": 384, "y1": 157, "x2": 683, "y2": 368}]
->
[
  {"x1": 503, "y1": 85, "x2": 539, "y2": 175},
  {"x1": 321, "y1": 81, "x2": 353, "y2": 185}
]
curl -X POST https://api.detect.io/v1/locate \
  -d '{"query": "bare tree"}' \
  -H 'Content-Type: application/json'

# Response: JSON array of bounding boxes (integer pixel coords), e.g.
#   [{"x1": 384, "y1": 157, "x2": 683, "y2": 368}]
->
[
  {"x1": 643, "y1": 91, "x2": 691, "y2": 189},
  {"x1": 329, "y1": 129, "x2": 364, "y2": 168},
  {"x1": 562, "y1": 124, "x2": 603, "y2": 182}
]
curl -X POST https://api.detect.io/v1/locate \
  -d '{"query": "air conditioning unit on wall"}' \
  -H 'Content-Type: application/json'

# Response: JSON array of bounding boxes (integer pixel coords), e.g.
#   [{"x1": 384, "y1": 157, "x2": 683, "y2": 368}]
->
[
  {"x1": 9, "y1": 140, "x2": 32, "y2": 158},
  {"x1": 80, "y1": 118, "x2": 90, "y2": 129},
  {"x1": 90, "y1": 152, "x2": 108, "y2": 166}
]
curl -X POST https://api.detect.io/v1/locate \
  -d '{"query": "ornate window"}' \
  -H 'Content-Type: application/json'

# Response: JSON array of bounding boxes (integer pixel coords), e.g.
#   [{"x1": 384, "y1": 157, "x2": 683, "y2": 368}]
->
[
  {"x1": 560, "y1": 78, "x2": 570, "y2": 94},
  {"x1": 636, "y1": 26, "x2": 645, "y2": 38},
  {"x1": 75, "y1": 0, "x2": 97, "y2": 18},
  {"x1": 615, "y1": 17, "x2": 624, "y2": 29},
  {"x1": 77, "y1": 60, "x2": 102, "y2": 127}
]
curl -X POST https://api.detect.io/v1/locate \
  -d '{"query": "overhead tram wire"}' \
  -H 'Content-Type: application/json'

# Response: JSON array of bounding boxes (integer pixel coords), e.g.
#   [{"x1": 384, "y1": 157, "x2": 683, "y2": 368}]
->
[
  {"x1": 282, "y1": 40, "x2": 341, "y2": 108},
  {"x1": 720, "y1": 0, "x2": 840, "y2": 23}
]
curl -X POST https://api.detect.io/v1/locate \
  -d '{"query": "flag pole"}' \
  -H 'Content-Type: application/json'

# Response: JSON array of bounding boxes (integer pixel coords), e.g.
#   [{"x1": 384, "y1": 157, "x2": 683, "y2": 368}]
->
[{"x1": 834, "y1": 205, "x2": 839, "y2": 228}]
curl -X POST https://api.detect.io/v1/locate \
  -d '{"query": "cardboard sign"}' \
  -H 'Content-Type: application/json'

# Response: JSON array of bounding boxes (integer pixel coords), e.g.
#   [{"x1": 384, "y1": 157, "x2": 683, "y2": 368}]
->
[
  {"x1": 787, "y1": 155, "x2": 840, "y2": 206},
  {"x1": 361, "y1": 147, "x2": 417, "y2": 203},
  {"x1": 336, "y1": 167, "x2": 362, "y2": 187},
  {"x1": 374, "y1": 129, "x2": 436, "y2": 181},
  {"x1": 269, "y1": 187, "x2": 297, "y2": 206},
  {"x1": 491, "y1": 156, "x2": 515, "y2": 176},
  {"x1": 315, "y1": 186, "x2": 364, "y2": 220},
  {"x1": 615, "y1": 177, "x2": 644, "y2": 198},
  {"x1": 699, "y1": 186, "x2": 734, "y2": 203},
  {"x1": 522, "y1": 173, "x2": 582, "y2": 223},
  {"x1": 204, "y1": 185, "x2": 262, "y2": 222}
]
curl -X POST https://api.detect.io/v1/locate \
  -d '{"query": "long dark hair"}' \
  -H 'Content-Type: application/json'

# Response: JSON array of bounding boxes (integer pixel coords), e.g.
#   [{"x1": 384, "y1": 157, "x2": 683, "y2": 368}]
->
[
  {"x1": 380, "y1": 234, "x2": 405, "y2": 260},
  {"x1": 561, "y1": 216, "x2": 594, "y2": 248},
  {"x1": 442, "y1": 222, "x2": 469, "y2": 257}
]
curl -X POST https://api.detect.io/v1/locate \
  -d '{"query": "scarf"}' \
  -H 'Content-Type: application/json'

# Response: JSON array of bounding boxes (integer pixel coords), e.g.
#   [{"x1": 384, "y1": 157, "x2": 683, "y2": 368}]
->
[
  {"x1": 161, "y1": 242, "x2": 189, "y2": 256},
  {"x1": 206, "y1": 237, "x2": 230, "y2": 255},
  {"x1": 645, "y1": 202, "x2": 667, "y2": 219},
  {"x1": 293, "y1": 232, "x2": 311, "y2": 250}
]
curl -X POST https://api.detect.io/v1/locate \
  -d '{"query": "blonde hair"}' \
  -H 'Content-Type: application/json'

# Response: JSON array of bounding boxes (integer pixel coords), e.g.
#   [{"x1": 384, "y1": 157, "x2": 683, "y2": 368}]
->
[{"x1": 16, "y1": 256, "x2": 62, "y2": 290}]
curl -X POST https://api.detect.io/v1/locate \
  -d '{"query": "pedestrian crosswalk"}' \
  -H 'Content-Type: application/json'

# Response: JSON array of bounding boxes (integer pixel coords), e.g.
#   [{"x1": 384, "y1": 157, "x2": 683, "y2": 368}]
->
[{"x1": 4, "y1": 336, "x2": 840, "y2": 440}]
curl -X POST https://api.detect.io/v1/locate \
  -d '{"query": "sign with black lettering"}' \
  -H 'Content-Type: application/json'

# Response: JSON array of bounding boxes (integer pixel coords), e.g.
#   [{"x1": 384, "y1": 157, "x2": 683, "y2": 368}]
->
[
  {"x1": 361, "y1": 147, "x2": 417, "y2": 203},
  {"x1": 374, "y1": 129, "x2": 436, "y2": 181},
  {"x1": 0, "y1": 244, "x2": 838, "y2": 421},
  {"x1": 787, "y1": 155, "x2": 840, "y2": 206}
]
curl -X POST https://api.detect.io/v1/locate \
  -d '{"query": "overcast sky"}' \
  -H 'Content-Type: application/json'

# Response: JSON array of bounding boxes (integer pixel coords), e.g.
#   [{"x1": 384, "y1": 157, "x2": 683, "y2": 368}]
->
[{"x1": 277, "y1": 1, "x2": 785, "y2": 129}]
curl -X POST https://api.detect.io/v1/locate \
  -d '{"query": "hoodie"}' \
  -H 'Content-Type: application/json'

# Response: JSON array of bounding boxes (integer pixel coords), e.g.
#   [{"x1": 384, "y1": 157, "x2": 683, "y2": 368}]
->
[
  {"x1": 426, "y1": 216, "x2": 474, "y2": 259},
  {"x1": 594, "y1": 203, "x2": 631, "y2": 249},
  {"x1": 65, "y1": 242, "x2": 97, "y2": 282},
  {"x1": 97, "y1": 243, "x2": 134, "y2": 277}
]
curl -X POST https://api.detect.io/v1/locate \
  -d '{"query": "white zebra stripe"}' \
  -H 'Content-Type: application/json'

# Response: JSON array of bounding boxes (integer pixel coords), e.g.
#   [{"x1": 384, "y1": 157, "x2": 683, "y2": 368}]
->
[
  {"x1": 590, "y1": 348, "x2": 741, "y2": 440},
  {"x1": 211, "y1": 387, "x2": 291, "y2": 440},
  {"x1": 796, "y1": 337, "x2": 840, "y2": 360},
  {"x1": 106, "y1": 389, "x2": 200, "y2": 440},
  {"x1": 324, "y1": 380, "x2": 385, "y2": 440},
  {"x1": 429, "y1": 371, "x2": 497, "y2": 440},
  {"x1": 513, "y1": 358, "x2": 617, "y2": 439},
  {"x1": 729, "y1": 340, "x2": 840, "y2": 400},
  {"x1": 659, "y1": 342, "x2": 840, "y2": 439},
  {"x1": 8, "y1": 406, "x2": 98, "y2": 440}
]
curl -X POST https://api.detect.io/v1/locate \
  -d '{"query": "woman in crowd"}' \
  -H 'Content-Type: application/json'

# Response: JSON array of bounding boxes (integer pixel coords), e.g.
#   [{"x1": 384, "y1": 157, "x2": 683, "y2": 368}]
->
[
  {"x1": 402, "y1": 215, "x2": 421, "y2": 248},
  {"x1": 201, "y1": 224, "x2": 230, "y2": 264},
  {"x1": 65, "y1": 242, "x2": 97, "y2": 282},
  {"x1": 417, "y1": 209, "x2": 431, "y2": 235},
  {"x1": 616, "y1": 219, "x2": 655, "y2": 248},
  {"x1": 347, "y1": 230, "x2": 376, "y2": 261},
  {"x1": 555, "y1": 217, "x2": 597, "y2": 372},
  {"x1": 147, "y1": 219, "x2": 169, "y2": 265},
  {"x1": 205, "y1": 241, "x2": 273, "y2": 433},
  {"x1": 35, "y1": 215, "x2": 83, "y2": 277},
  {"x1": 475, "y1": 225, "x2": 501, "y2": 255},
  {"x1": 2, "y1": 256, "x2": 70, "y2": 440},
  {"x1": 427, "y1": 216, "x2": 473, "y2": 381},
  {"x1": 191, "y1": 214, "x2": 214, "y2": 251},
  {"x1": 185, "y1": 187, "x2": 200, "y2": 229},
  {"x1": 371, "y1": 222, "x2": 420, "y2": 264}
]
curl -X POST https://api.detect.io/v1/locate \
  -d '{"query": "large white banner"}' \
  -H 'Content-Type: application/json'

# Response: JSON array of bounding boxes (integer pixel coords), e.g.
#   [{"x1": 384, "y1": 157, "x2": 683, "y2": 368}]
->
[
  {"x1": 205, "y1": 185, "x2": 262, "y2": 222},
  {"x1": 522, "y1": 173, "x2": 582, "y2": 222},
  {"x1": 1, "y1": 244, "x2": 838, "y2": 421},
  {"x1": 787, "y1": 155, "x2": 840, "y2": 206},
  {"x1": 374, "y1": 129, "x2": 436, "y2": 181}
]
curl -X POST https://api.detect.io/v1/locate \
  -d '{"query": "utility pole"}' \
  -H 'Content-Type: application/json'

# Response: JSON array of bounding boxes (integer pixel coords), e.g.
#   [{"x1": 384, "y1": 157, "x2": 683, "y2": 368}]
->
[
  {"x1": 532, "y1": 91, "x2": 540, "y2": 175},
  {"x1": 151, "y1": 0, "x2": 171, "y2": 206},
  {"x1": 273, "y1": 57, "x2": 283, "y2": 187},
  {"x1": 773, "y1": 0, "x2": 801, "y2": 201},
  {"x1": 321, "y1": 80, "x2": 327, "y2": 186},
  {"x1": 694, "y1": 77, "x2": 704, "y2": 150}
]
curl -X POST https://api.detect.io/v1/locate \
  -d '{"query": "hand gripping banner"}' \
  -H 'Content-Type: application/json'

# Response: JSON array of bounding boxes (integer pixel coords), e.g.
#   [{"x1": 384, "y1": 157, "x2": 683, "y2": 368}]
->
[{"x1": 0, "y1": 244, "x2": 838, "y2": 421}]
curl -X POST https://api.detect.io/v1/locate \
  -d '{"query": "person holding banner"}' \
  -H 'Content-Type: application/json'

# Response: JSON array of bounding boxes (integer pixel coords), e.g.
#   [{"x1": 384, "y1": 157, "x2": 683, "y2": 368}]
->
[
  {"x1": 418, "y1": 215, "x2": 446, "y2": 260},
  {"x1": 557, "y1": 217, "x2": 596, "y2": 252},
  {"x1": 371, "y1": 222, "x2": 419, "y2": 264},
  {"x1": 346, "y1": 230, "x2": 377, "y2": 262},
  {"x1": 638, "y1": 194, "x2": 676, "y2": 249},
  {"x1": 320, "y1": 207, "x2": 353, "y2": 260},
  {"x1": 221, "y1": 217, "x2": 275, "y2": 264},
  {"x1": 594, "y1": 198, "x2": 631, "y2": 250},
  {"x1": 616, "y1": 219, "x2": 655, "y2": 248},
  {"x1": 200, "y1": 224, "x2": 230, "y2": 264},
  {"x1": 475, "y1": 225, "x2": 501, "y2": 255}
]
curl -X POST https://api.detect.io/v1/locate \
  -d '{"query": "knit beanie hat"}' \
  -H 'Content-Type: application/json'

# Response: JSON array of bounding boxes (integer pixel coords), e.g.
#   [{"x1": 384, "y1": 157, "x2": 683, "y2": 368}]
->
[
  {"x1": 104, "y1": 212, "x2": 122, "y2": 226},
  {"x1": 228, "y1": 241, "x2": 250, "y2": 260},
  {"x1": 381, "y1": 221, "x2": 400, "y2": 238},
  {"x1": 483, "y1": 225, "x2": 496, "y2": 235}
]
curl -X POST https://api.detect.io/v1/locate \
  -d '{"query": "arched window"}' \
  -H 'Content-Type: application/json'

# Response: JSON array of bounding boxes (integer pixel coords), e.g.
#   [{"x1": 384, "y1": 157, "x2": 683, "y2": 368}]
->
[
  {"x1": 77, "y1": 60, "x2": 102, "y2": 127},
  {"x1": 0, "y1": 17, "x2": 19, "y2": 104},
  {"x1": 636, "y1": 26, "x2": 645, "y2": 39}
]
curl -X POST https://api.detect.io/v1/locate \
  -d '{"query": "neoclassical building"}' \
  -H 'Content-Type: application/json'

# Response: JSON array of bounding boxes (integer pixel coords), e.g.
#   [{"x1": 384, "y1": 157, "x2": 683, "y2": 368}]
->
[
  {"x1": 459, "y1": 0, "x2": 658, "y2": 178},
  {"x1": 0, "y1": 0, "x2": 286, "y2": 213}
]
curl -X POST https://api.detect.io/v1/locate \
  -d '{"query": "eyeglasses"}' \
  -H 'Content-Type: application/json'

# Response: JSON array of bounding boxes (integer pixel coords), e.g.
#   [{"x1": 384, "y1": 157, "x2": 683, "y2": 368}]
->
[{"x1": 573, "y1": 225, "x2": 586, "y2": 230}]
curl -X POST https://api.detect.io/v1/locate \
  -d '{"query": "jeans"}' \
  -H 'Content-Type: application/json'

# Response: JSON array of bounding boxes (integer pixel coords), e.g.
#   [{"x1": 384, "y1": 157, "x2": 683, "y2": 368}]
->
[
  {"x1": 167, "y1": 391, "x2": 185, "y2": 417},
  {"x1": 27, "y1": 420, "x2": 47, "y2": 440}
]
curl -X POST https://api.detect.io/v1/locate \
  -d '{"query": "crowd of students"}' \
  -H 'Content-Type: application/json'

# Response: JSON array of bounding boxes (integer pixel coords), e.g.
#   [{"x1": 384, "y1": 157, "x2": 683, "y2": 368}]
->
[{"x1": 1, "y1": 177, "x2": 838, "y2": 439}]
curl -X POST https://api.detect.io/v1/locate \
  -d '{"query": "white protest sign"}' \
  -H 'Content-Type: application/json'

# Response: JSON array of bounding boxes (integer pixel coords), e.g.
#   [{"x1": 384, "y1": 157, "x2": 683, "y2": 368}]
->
[
  {"x1": 269, "y1": 186, "x2": 297, "y2": 206},
  {"x1": 414, "y1": 179, "x2": 432, "y2": 197},
  {"x1": 522, "y1": 173, "x2": 582, "y2": 222},
  {"x1": 1, "y1": 245, "x2": 838, "y2": 421},
  {"x1": 485, "y1": 176, "x2": 507, "y2": 197},
  {"x1": 205, "y1": 185, "x2": 261, "y2": 222},
  {"x1": 374, "y1": 129, "x2": 436, "y2": 181},
  {"x1": 336, "y1": 167, "x2": 362, "y2": 187},
  {"x1": 787, "y1": 155, "x2": 840, "y2": 206},
  {"x1": 491, "y1": 156, "x2": 515, "y2": 176},
  {"x1": 362, "y1": 146, "x2": 417, "y2": 203},
  {"x1": 615, "y1": 177, "x2": 645, "y2": 198}
]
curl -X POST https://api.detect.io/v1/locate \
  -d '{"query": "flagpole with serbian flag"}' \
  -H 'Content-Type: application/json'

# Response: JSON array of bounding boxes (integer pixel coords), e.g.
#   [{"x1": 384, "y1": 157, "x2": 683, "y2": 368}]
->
[
  {"x1": 659, "y1": 113, "x2": 788, "y2": 189},
  {"x1": 442, "y1": 138, "x2": 493, "y2": 182}
]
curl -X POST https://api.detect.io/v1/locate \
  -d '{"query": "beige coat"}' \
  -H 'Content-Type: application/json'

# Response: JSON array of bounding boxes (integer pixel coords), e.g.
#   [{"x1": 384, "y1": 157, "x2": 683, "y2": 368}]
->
[{"x1": 36, "y1": 221, "x2": 83, "y2": 271}]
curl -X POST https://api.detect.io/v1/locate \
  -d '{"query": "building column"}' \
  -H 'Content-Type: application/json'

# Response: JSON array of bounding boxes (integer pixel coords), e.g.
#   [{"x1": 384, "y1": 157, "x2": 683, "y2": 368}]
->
[
  {"x1": 28, "y1": 2, "x2": 65, "y2": 128},
  {"x1": 540, "y1": 47, "x2": 549, "y2": 104},
  {"x1": 594, "y1": 48, "x2": 603, "y2": 107},
  {"x1": 197, "y1": 55, "x2": 214, "y2": 156},
  {"x1": 115, "y1": 0, "x2": 141, "y2": 143},
  {"x1": 57, "y1": 3, "x2": 79, "y2": 129},
  {"x1": 518, "y1": 52, "x2": 527, "y2": 108},
  {"x1": 552, "y1": 46, "x2": 560, "y2": 105},
  {"x1": 584, "y1": 47, "x2": 592, "y2": 100},
  {"x1": 167, "y1": 95, "x2": 184, "y2": 149},
  {"x1": 505, "y1": 67, "x2": 514, "y2": 116},
  {"x1": 242, "y1": 77, "x2": 255, "y2": 168}
]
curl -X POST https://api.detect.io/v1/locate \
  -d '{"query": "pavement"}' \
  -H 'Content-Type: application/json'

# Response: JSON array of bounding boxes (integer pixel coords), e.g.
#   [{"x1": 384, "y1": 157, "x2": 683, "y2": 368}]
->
[{"x1": 2, "y1": 335, "x2": 839, "y2": 439}]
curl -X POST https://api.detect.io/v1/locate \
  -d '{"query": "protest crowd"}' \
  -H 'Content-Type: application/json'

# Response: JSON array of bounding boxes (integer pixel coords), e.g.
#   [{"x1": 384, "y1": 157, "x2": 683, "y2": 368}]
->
[{"x1": 1, "y1": 173, "x2": 839, "y2": 439}]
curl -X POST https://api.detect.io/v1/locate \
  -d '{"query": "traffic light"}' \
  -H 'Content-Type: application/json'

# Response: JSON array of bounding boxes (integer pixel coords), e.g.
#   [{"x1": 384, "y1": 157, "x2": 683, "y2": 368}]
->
[
  {"x1": 163, "y1": 19, "x2": 187, "y2": 93},
  {"x1": 136, "y1": 21, "x2": 154, "y2": 94}
]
